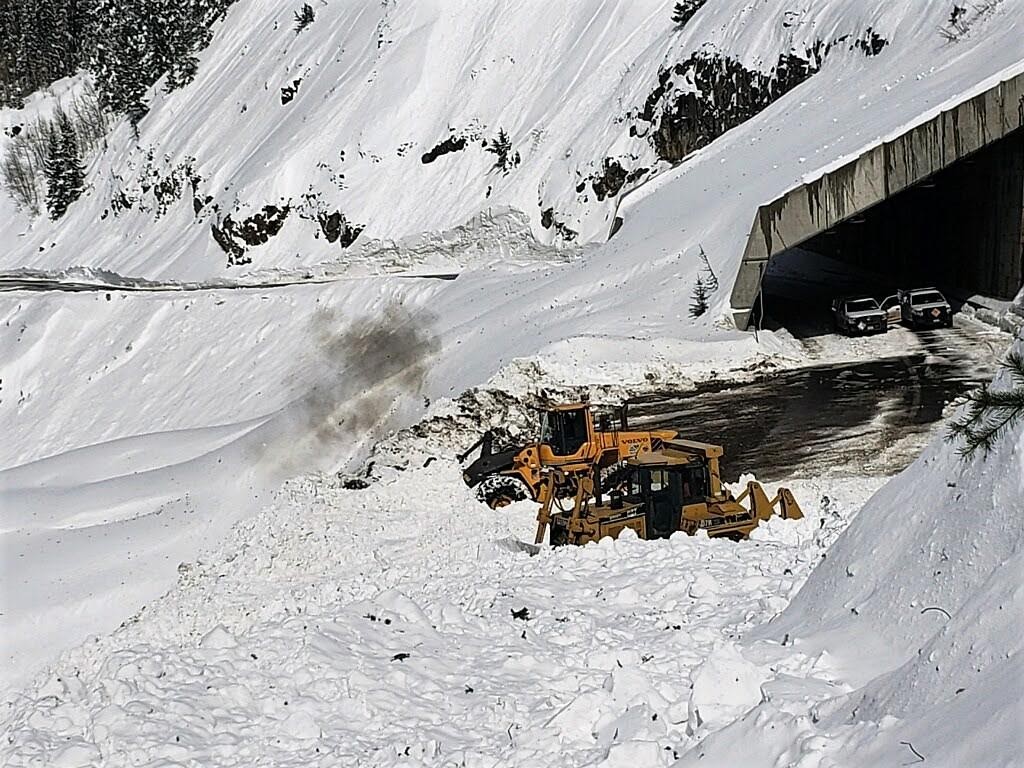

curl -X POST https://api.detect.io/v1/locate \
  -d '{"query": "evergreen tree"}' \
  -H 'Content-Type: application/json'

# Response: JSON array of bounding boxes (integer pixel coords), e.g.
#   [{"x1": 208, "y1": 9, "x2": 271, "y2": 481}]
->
[
  {"x1": 43, "y1": 108, "x2": 85, "y2": 220},
  {"x1": 43, "y1": 123, "x2": 67, "y2": 220},
  {"x1": 697, "y1": 245, "x2": 719, "y2": 291},
  {"x1": 486, "y1": 128, "x2": 519, "y2": 173},
  {"x1": 2, "y1": 0, "x2": 236, "y2": 110},
  {"x1": 294, "y1": 3, "x2": 315, "y2": 34},
  {"x1": 58, "y1": 110, "x2": 85, "y2": 209},
  {"x1": 689, "y1": 275, "x2": 710, "y2": 318},
  {"x1": 671, "y1": 0, "x2": 706, "y2": 29},
  {"x1": 948, "y1": 351, "x2": 1024, "y2": 457}
]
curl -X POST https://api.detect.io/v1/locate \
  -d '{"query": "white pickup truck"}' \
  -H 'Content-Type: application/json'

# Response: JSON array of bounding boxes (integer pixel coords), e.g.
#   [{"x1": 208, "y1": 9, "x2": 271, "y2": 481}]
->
[
  {"x1": 897, "y1": 288, "x2": 953, "y2": 329},
  {"x1": 831, "y1": 296, "x2": 888, "y2": 335}
]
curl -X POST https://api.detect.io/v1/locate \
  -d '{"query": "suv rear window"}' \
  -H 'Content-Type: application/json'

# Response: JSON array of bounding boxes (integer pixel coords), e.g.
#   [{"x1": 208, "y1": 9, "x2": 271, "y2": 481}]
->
[
  {"x1": 911, "y1": 292, "x2": 945, "y2": 306},
  {"x1": 845, "y1": 299, "x2": 878, "y2": 312}
]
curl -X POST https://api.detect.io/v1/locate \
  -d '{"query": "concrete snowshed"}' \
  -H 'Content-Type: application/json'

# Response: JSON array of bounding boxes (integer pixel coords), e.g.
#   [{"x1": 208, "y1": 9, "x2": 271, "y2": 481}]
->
[{"x1": 731, "y1": 71, "x2": 1024, "y2": 329}]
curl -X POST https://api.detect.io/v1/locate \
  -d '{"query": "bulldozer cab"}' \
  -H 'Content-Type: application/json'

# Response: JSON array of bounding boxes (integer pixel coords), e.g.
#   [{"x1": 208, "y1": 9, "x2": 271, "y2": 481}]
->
[
  {"x1": 538, "y1": 404, "x2": 592, "y2": 457},
  {"x1": 621, "y1": 452, "x2": 712, "y2": 537}
]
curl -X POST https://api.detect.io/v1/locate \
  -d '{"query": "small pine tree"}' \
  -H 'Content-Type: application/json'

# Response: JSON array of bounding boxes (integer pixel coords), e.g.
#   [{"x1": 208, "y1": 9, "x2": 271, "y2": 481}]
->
[
  {"x1": 43, "y1": 109, "x2": 85, "y2": 220},
  {"x1": 57, "y1": 111, "x2": 85, "y2": 210},
  {"x1": 948, "y1": 351, "x2": 1024, "y2": 457},
  {"x1": 486, "y1": 128, "x2": 519, "y2": 173},
  {"x1": 690, "y1": 275, "x2": 710, "y2": 318},
  {"x1": 126, "y1": 91, "x2": 149, "y2": 135},
  {"x1": 671, "y1": 0, "x2": 707, "y2": 29},
  {"x1": 697, "y1": 245, "x2": 719, "y2": 291},
  {"x1": 294, "y1": 3, "x2": 315, "y2": 33},
  {"x1": 43, "y1": 123, "x2": 66, "y2": 220}
]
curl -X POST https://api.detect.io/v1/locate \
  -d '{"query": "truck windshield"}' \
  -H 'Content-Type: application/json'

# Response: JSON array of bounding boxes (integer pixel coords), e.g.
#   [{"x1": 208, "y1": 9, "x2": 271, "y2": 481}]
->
[
  {"x1": 912, "y1": 292, "x2": 945, "y2": 305},
  {"x1": 846, "y1": 299, "x2": 878, "y2": 312}
]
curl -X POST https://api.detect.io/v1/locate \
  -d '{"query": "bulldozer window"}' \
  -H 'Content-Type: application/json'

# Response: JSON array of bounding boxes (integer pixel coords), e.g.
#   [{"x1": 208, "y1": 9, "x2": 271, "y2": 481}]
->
[
  {"x1": 646, "y1": 470, "x2": 683, "y2": 536},
  {"x1": 680, "y1": 465, "x2": 708, "y2": 501},
  {"x1": 541, "y1": 409, "x2": 589, "y2": 456},
  {"x1": 649, "y1": 470, "x2": 664, "y2": 491}
]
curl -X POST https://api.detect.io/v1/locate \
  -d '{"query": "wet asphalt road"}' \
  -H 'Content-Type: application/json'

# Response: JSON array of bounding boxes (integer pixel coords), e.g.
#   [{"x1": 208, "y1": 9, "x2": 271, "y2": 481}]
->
[{"x1": 628, "y1": 320, "x2": 1008, "y2": 483}]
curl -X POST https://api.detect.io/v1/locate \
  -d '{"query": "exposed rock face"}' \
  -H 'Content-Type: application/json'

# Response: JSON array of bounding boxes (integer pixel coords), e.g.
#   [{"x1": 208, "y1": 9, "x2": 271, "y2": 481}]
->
[
  {"x1": 540, "y1": 207, "x2": 577, "y2": 242},
  {"x1": 108, "y1": 150, "x2": 205, "y2": 220},
  {"x1": 589, "y1": 158, "x2": 628, "y2": 202},
  {"x1": 211, "y1": 204, "x2": 290, "y2": 266},
  {"x1": 855, "y1": 28, "x2": 889, "y2": 56},
  {"x1": 280, "y1": 78, "x2": 302, "y2": 105},
  {"x1": 421, "y1": 135, "x2": 468, "y2": 164},
  {"x1": 317, "y1": 210, "x2": 363, "y2": 247},
  {"x1": 637, "y1": 48, "x2": 827, "y2": 164}
]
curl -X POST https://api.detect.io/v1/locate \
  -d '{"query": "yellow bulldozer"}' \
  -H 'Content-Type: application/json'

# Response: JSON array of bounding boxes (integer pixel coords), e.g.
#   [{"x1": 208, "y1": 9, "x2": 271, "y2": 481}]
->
[
  {"x1": 534, "y1": 439, "x2": 803, "y2": 546},
  {"x1": 460, "y1": 400, "x2": 677, "y2": 508}
]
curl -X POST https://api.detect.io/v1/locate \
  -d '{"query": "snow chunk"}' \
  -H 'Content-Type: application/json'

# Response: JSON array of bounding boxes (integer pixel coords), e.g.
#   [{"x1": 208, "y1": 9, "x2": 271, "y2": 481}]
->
[
  {"x1": 199, "y1": 624, "x2": 238, "y2": 650},
  {"x1": 281, "y1": 711, "x2": 321, "y2": 740},
  {"x1": 687, "y1": 643, "x2": 767, "y2": 733},
  {"x1": 52, "y1": 743, "x2": 101, "y2": 768},
  {"x1": 599, "y1": 740, "x2": 669, "y2": 768}
]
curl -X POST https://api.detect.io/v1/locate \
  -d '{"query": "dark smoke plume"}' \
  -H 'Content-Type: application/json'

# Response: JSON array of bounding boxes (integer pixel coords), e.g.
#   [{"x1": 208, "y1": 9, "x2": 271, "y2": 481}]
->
[{"x1": 261, "y1": 300, "x2": 440, "y2": 478}]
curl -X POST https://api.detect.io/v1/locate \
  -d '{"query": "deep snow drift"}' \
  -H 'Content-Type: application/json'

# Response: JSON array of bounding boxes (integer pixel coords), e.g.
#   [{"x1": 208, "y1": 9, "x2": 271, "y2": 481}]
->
[{"x1": 0, "y1": 461, "x2": 883, "y2": 768}]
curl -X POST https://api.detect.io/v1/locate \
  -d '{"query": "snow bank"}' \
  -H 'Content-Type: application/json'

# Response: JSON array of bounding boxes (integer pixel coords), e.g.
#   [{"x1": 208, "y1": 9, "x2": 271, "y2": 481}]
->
[
  {"x1": 674, "y1": 336, "x2": 1024, "y2": 767},
  {"x1": 0, "y1": 463, "x2": 880, "y2": 766}
]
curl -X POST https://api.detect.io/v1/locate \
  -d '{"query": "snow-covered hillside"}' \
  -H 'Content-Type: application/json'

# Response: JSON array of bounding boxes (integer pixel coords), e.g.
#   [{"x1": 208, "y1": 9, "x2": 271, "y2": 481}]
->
[
  {"x1": 3, "y1": 0, "x2": 1022, "y2": 286},
  {"x1": 2, "y1": 1, "x2": 1023, "y2": 762},
  {"x1": 1, "y1": 459, "x2": 884, "y2": 767}
]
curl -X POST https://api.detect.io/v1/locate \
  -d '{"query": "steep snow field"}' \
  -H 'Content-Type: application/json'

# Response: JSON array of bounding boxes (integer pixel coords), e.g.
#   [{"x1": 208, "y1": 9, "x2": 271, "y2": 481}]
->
[
  {"x1": 3, "y1": 0, "x2": 1023, "y2": 290},
  {"x1": 1, "y1": 0, "x2": 1023, "y2": 763}
]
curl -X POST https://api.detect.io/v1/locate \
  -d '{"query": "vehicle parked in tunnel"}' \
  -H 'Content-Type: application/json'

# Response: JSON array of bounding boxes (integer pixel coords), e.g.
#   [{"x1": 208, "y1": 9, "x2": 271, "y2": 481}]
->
[
  {"x1": 898, "y1": 288, "x2": 953, "y2": 328},
  {"x1": 880, "y1": 295, "x2": 901, "y2": 326},
  {"x1": 831, "y1": 296, "x2": 888, "y2": 335}
]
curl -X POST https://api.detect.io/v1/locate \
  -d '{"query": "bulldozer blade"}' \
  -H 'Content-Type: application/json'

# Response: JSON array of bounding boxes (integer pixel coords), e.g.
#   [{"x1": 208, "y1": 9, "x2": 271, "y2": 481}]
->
[
  {"x1": 484, "y1": 536, "x2": 540, "y2": 557},
  {"x1": 746, "y1": 481, "x2": 776, "y2": 521},
  {"x1": 777, "y1": 488, "x2": 804, "y2": 520},
  {"x1": 462, "y1": 447, "x2": 519, "y2": 487}
]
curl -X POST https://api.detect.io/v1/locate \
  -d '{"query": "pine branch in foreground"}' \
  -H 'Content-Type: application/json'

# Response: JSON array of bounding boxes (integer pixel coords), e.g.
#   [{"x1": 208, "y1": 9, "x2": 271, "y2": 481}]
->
[{"x1": 948, "y1": 351, "x2": 1024, "y2": 458}]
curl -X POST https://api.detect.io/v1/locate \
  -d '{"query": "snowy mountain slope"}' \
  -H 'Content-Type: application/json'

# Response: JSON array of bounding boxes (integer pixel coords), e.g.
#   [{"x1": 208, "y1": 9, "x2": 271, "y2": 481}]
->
[
  {"x1": 0, "y1": 276, "x2": 452, "y2": 686},
  {"x1": 4, "y1": 0, "x2": 1020, "y2": 285},
  {"x1": 2, "y1": 0, "x2": 1023, "y2": 715},
  {"x1": 0, "y1": 269, "x2": 788, "y2": 690},
  {"x1": 673, "y1": 336, "x2": 1024, "y2": 767}
]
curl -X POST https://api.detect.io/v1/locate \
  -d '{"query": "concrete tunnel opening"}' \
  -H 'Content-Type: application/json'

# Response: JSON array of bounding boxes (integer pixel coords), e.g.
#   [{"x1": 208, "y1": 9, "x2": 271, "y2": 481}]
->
[
  {"x1": 754, "y1": 127, "x2": 1023, "y2": 335},
  {"x1": 729, "y1": 73, "x2": 1024, "y2": 333}
]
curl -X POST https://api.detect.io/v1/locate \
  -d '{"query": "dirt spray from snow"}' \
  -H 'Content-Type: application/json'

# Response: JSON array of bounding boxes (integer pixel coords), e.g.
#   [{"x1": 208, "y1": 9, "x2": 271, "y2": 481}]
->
[{"x1": 258, "y1": 300, "x2": 440, "y2": 480}]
